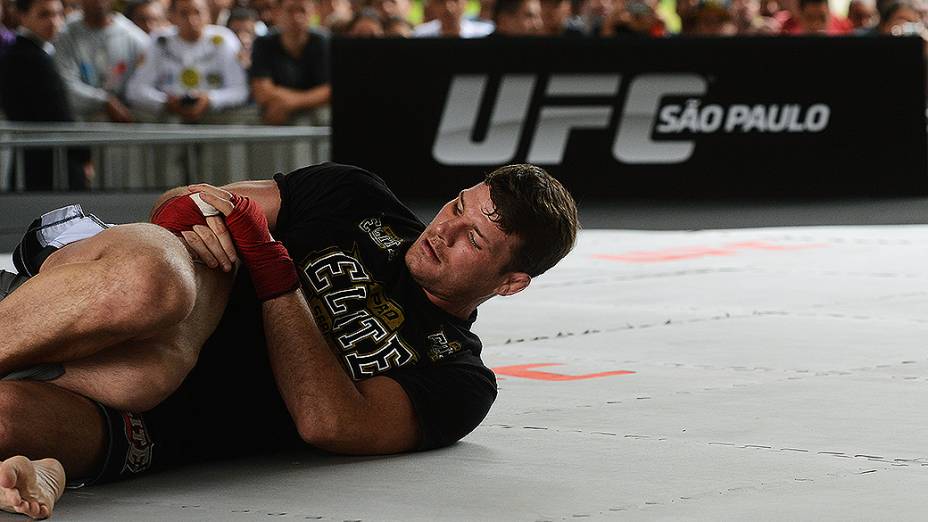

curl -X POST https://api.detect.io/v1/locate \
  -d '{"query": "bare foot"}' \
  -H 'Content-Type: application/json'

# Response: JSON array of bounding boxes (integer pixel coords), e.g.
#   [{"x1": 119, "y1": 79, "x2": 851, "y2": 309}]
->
[{"x1": 0, "y1": 456, "x2": 65, "y2": 519}]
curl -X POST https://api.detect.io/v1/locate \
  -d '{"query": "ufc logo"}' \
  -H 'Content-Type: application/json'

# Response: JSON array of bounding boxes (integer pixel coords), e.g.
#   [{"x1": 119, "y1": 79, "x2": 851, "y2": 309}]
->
[{"x1": 432, "y1": 73, "x2": 706, "y2": 165}]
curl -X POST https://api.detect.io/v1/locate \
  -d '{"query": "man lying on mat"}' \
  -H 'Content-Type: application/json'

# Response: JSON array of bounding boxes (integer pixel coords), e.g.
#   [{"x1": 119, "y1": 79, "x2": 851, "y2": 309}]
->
[{"x1": 0, "y1": 162, "x2": 578, "y2": 519}]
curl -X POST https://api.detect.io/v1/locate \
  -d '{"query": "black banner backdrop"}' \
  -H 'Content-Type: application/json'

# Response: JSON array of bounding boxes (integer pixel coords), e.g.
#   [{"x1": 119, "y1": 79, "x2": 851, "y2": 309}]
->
[{"x1": 331, "y1": 37, "x2": 927, "y2": 199}]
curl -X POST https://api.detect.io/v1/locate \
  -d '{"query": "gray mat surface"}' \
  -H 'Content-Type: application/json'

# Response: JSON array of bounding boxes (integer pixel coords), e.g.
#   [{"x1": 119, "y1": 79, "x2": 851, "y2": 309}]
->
[{"x1": 1, "y1": 223, "x2": 927, "y2": 520}]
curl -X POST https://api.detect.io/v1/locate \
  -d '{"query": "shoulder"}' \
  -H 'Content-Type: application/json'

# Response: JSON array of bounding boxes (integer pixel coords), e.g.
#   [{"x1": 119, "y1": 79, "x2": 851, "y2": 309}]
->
[
  {"x1": 8, "y1": 36, "x2": 47, "y2": 61},
  {"x1": 278, "y1": 162, "x2": 389, "y2": 192},
  {"x1": 150, "y1": 26, "x2": 178, "y2": 44},
  {"x1": 60, "y1": 15, "x2": 84, "y2": 36},
  {"x1": 204, "y1": 25, "x2": 239, "y2": 51},
  {"x1": 145, "y1": 27, "x2": 175, "y2": 55},
  {"x1": 112, "y1": 13, "x2": 150, "y2": 43},
  {"x1": 461, "y1": 19, "x2": 494, "y2": 37},
  {"x1": 308, "y1": 27, "x2": 331, "y2": 41},
  {"x1": 254, "y1": 30, "x2": 281, "y2": 46},
  {"x1": 412, "y1": 20, "x2": 440, "y2": 36},
  {"x1": 273, "y1": 163, "x2": 398, "y2": 220}
]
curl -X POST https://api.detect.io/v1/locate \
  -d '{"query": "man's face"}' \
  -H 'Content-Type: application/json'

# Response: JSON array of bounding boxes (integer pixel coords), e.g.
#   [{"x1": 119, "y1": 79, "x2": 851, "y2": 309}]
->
[
  {"x1": 251, "y1": 0, "x2": 277, "y2": 25},
  {"x1": 21, "y1": 0, "x2": 63, "y2": 41},
  {"x1": 580, "y1": 0, "x2": 613, "y2": 20},
  {"x1": 277, "y1": 0, "x2": 312, "y2": 32},
  {"x1": 80, "y1": 0, "x2": 112, "y2": 19},
  {"x1": 540, "y1": 0, "x2": 571, "y2": 34},
  {"x1": 172, "y1": 0, "x2": 208, "y2": 39},
  {"x1": 406, "y1": 183, "x2": 523, "y2": 307},
  {"x1": 208, "y1": 0, "x2": 231, "y2": 14},
  {"x1": 132, "y1": 1, "x2": 169, "y2": 33},
  {"x1": 436, "y1": 0, "x2": 467, "y2": 23},
  {"x1": 315, "y1": 0, "x2": 348, "y2": 23},
  {"x1": 376, "y1": 0, "x2": 410, "y2": 18},
  {"x1": 846, "y1": 0, "x2": 875, "y2": 28},
  {"x1": 799, "y1": 2, "x2": 829, "y2": 32},
  {"x1": 348, "y1": 15, "x2": 384, "y2": 36},
  {"x1": 497, "y1": 0, "x2": 544, "y2": 34}
]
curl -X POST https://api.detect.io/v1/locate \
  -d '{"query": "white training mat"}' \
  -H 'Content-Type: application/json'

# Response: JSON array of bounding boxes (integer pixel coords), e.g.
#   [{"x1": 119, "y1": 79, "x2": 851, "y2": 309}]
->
[{"x1": 3, "y1": 224, "x2": 928, "y2": 520}]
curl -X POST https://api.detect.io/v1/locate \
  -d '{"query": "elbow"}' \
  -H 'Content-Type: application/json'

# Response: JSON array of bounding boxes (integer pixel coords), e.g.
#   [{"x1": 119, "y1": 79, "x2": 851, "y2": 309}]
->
[{"x1": 296, "y1": 414, "x2": 343, "y2": 448}]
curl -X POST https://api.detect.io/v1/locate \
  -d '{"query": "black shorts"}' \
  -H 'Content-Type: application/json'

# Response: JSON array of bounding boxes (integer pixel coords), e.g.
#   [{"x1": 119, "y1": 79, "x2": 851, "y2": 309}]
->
[{"x1": 78, "y1": 273, "x2": 306, "y2": 486}]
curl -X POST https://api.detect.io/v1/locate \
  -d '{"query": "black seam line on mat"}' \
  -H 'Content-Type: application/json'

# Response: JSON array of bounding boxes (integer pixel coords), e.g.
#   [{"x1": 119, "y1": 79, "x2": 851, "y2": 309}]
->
[
  {"x1": 67, "y1": 493, "x2": 331, "y2": 518},
  {"x1": 481, "y1": 424, "x2": 928, "y2": 470},
  {"x1": 750, "y1": 310, "x2": 928, "y2": 326},
  {"x1": 803, "y1": 291, "x2": 928, "y2": 311},
  {"x1": 532, "y1": 267, "x2": 746, "y2": 290},
  {"x1": 493, "y1": 311, "x2": 755, "y2": 346},
  {"x1": 755, "y1": 234, "x2": 927, "y2": 246}
]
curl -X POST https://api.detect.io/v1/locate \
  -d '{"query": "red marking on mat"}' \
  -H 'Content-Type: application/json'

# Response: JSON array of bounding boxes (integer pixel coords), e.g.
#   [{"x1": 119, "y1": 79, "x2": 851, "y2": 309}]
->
[
  {"x1": 593, "y1": 241, "x2": 825, "y2": 263},
  {"x1": 492, "y1": 363, "x2": 634, "y2": 381}
]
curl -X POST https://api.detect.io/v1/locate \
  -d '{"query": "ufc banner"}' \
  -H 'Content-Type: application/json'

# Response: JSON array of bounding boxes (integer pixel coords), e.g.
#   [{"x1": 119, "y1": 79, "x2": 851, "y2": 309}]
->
[{"x1": 331, "y1": 37, "x2": 927, "y2": 198}]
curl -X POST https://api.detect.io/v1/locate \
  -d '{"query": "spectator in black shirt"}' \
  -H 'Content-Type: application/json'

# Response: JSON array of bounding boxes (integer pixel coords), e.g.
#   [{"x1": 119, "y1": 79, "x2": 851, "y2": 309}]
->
[
  {"x1": 250, "y1": 0, "x2": 330, "y2": 124},
  {"x1": 0, "y1": 0, "x2": 91, "y2": 190}
]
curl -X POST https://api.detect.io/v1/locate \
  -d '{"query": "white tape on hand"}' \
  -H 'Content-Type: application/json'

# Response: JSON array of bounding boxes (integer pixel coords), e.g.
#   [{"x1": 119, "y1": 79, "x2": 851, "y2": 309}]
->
[{"x1": 191, "y1": 193, "x2": 221, "y2": 217}]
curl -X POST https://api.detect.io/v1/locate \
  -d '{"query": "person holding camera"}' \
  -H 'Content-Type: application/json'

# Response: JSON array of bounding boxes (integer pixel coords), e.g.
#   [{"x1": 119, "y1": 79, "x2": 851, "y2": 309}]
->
[{"x1": 126, "y1": 0, "x2": 247, "y2": 123}]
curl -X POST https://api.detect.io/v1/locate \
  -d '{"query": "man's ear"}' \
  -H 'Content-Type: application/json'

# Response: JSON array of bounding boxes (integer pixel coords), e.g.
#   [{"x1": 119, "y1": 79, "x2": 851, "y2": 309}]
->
[{"x1": 496, "y1": 272, "x2": 531, "y2": 297}]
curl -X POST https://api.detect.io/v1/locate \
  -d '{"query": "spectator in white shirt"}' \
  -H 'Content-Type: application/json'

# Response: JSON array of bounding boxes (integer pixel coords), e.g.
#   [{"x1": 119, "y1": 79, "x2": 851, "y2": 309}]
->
[
  {"x1": 53, "y1": 0, "x2": 149, "y2": 122},
  {"x1": 126, "y1": 0, "x2": 248, "y2": 122}
]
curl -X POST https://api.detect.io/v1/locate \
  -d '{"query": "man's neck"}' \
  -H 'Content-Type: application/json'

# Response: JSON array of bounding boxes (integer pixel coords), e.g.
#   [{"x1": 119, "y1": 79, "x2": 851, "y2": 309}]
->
[
  {"x1": 179, "y1": 29, "x2": 203, "y2": 42},
  {"x1": 280, "y1": 29, "x2": 308, "y2": 55},
  {"x1": 83, "y1": 12, "x2": 112, "y2": 29},
  {"x1": 440, "y1": 17, "x2": 462, "y2": 36},
  {"x1": 422, "y1": 287, "x2": 481, "y2": 320},
  {"x1": 19, "y1": 27, "x2": 50, "y2": 45}
]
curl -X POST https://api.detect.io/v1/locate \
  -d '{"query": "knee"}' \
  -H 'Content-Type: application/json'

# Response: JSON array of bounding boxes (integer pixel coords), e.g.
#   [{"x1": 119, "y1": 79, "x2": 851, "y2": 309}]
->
[
  {"x1": 125, "y1": 251, "x2": 197, "y2": 324},
  {"x1": 104, "y1": 225, "x2": 198, "y2": 327}
]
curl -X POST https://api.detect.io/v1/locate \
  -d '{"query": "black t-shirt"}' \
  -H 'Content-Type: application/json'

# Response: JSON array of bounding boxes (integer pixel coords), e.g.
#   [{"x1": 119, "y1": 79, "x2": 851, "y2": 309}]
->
[
  {"x1": 273, "y1": 162, "x2": 497, "y2": 450},
  {"x1": 0, "y1": 35, "x2": 75, "y2": 122},
  {"x1": 249, "y1": 29, "x2": 329, "y2": 90}
]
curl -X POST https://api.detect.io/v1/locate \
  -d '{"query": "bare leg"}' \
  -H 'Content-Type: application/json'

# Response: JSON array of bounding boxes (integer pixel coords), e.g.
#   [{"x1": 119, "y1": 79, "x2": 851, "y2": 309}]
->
[
  {"x1": 0, "y1": 224, "x2": 198, "y2": 375},
  {"x1": 52, "y1": 260, "x2": 235, "y2": 412},
  {"x1": 0, "y1": 381, "x2": 107, "y2": 518}
]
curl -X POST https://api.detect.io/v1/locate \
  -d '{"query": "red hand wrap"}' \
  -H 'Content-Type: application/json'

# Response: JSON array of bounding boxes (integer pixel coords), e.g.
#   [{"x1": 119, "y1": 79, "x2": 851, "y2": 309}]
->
[
  {"x1": 225, "y1": 193, "x2": 300, "y2": 301},
  {"x1": 150, "y1": 195, "x2": 207, "y2": 234}
]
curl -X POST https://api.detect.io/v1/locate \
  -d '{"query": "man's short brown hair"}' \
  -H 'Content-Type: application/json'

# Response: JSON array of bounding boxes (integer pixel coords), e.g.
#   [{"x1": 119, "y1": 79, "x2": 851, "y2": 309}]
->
[{"x1": 483, "y1": 164, "x2": 579, "y2": 278}]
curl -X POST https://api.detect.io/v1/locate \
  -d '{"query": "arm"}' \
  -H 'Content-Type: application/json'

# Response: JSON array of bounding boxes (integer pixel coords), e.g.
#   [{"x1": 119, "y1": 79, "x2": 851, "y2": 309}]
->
[
  {"x1": 53, "y1": 31, "x2": 109, "y2": 114},
  {"x1": 192, "y1": 184, "x2": 420, "y2": 454},
  {"x1": 125, "y1": 43, "x2": 168, "y2": 113},
  {"x1": 150, "y1": 179, "x2": 281, "y2": 230},
  {"x1": 263, "y1": 291, "x2": 420, "y2": 454},
  {"x1": 206, "y1": 43, "x2": 249, "y2": 111},
  {"x1": 252, "y1": 78, "x2": 330, "y2": 125},
  {"x1": 274, "y1": 84, "x2": 331, "y2": 112}
]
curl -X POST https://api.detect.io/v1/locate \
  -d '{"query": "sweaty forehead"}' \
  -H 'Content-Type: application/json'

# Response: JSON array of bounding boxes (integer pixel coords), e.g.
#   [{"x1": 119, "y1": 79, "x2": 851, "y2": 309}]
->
[{"x1": 461, "y1": 183, "x2": 497, "y2": 216}]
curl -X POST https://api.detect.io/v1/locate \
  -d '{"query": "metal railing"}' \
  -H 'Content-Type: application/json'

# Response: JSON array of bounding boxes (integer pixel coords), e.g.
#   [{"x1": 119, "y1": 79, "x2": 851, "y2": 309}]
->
[{"x1": 0, "y1": 122, "x2": 331, "y2": 191}]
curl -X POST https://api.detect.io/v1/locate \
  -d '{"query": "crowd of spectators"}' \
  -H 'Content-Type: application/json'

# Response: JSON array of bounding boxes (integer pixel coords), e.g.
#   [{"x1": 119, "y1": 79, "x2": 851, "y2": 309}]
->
[{"x1": 0, "y1": 0, "x2": 926, "y2": 187}]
